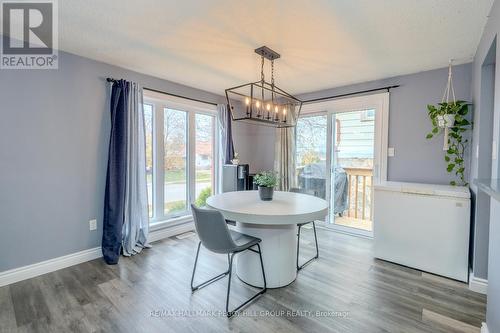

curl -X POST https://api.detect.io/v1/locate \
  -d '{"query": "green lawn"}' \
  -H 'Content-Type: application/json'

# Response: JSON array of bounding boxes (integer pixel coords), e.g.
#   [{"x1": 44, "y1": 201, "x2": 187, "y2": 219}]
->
[
  {"x1": 147, "y1": 169, "x2": 211, "y2": 184},
  {"x1": 165, "y1": 200, "x2": 186, "y2": 214}
]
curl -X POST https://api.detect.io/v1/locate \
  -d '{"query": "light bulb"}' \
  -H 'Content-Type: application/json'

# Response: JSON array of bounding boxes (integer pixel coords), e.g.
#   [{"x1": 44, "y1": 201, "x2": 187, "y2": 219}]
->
[
  {"x1": 245, "y1": 97, "x2": 250, "y2": 105},
  {"x1": 256, "y1": 100, "x2": 260, "y2": 108},
  {"x1": 274, "y1": 105, "x2": 279, "y2": 113},
  {"x1": 266, "y1": 103, "x2": 271, "y2": 111},
  {"x1": 283, "y1": 107, "x2": 287, "y2": 115}
]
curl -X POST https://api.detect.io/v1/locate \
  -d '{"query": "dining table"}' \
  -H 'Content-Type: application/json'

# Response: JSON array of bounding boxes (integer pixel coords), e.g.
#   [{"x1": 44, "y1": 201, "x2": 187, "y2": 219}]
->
[{"x1": 206, "y1": 190, "x2": 329, "y2": 288}]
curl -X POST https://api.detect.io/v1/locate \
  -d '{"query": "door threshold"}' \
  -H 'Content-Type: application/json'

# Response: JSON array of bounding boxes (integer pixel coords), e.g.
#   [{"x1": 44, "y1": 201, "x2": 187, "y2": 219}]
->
[{"x1": 316, "y1": 223, "x2": 373, "y2": 240}]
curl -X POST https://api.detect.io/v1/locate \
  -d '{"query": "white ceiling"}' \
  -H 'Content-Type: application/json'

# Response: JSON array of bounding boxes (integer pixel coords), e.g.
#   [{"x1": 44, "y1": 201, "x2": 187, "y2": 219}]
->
[{"x1": 59, "y1": 0, "x2": 494, "y2": 95}]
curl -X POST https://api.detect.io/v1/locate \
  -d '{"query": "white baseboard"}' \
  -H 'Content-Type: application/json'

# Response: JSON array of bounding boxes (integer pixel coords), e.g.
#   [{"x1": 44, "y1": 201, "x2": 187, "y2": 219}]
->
[
  {"x1": 469, "y1": 271, "x2": 488, "y2": 294},
  {"x1": 481, "y1": 322, "x2": 489, "y2": 333},
  {"x1": 148, "y1": 221, "x2": 195, "y2": 243},
  {"x1": 0, "y1": 247, "x2": 102, "y2": 287},
  {"x1": 0, "y1": 222, "x2": 195, "y2": 288}
]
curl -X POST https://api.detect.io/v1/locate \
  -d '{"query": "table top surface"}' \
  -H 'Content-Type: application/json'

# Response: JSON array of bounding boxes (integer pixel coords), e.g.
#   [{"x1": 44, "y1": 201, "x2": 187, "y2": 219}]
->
[{"x1": 206, "y1": 190, "x2": 329, "y2": 225}]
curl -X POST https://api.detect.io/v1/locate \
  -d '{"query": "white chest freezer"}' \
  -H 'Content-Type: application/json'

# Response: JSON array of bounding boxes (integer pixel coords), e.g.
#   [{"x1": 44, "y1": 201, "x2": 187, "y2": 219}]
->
[{"x1": 373, "y1": 181, "x2": 470, "y2": 282}]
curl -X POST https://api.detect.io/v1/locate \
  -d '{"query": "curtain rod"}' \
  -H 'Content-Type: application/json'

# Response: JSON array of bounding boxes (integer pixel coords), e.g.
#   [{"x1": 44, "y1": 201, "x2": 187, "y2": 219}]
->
[
  {"x1": 302, "y1": 85, "x2": 400, "y2": 104},
  {"x1": 106, "y1": 78, "x2": 218, "y2": 106}
]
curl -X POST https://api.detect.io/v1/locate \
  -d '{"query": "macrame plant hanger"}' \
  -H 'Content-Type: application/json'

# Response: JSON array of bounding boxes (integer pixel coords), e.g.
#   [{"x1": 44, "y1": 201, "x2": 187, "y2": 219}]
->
[{"x1": 441, "y1": 59, "x2": 456, "y2": 151}]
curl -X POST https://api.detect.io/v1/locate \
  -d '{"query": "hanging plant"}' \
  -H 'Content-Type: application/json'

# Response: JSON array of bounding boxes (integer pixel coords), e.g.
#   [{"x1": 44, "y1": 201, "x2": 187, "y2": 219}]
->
[{"x1": 425, "y1": 61, "x2": 471, "y2": 186}]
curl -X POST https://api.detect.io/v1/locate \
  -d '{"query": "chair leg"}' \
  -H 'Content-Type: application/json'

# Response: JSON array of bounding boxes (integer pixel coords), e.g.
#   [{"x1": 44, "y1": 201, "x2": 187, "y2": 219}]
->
[
  {"x1": 226, "y1": 244, "x2": 267, "y2": 318},
  {"x1": 312, "y1": 221, "x2": 319, "y2": 259},
  {"x1": 296, "y1": 224, "x2": 301, "y2": 271},
  {"x1": 297, "y1": 222, "x2": 320, "y2": 271},
  {"x1": 191, "y1": 241, "x2": 230, "y2": 291},
  {"x1": 257, "y1": 243, "x2": 267, "y2": 290}
]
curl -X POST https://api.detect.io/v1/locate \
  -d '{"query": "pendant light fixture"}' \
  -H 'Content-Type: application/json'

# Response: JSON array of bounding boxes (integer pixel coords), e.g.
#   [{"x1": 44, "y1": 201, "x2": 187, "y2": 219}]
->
[{"x1": 225, "y1": 46, "x2": 302, "y2": 128}]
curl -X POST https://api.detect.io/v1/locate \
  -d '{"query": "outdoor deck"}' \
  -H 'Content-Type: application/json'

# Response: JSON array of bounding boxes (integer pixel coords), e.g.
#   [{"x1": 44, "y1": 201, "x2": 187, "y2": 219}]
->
[
  {"x1": 335, "y1": 216, "x2": 372, "y2": 231},
  {"x1": 337, "y1": 167, "x2": 373, "y2": 232}
]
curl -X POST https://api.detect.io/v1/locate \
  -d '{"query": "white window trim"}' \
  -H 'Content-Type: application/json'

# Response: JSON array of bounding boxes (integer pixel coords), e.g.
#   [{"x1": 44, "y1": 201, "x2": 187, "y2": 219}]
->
[{"x1": 143, "y1": 89, "x2": 218, "y2": 225}]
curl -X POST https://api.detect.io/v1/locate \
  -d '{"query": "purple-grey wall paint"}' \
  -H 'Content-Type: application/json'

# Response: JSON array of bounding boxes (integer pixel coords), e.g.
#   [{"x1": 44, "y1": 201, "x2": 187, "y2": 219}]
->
[
  {"x1": 470, "y1": 0, "x2": 500, "y2": 331},
  {"x1": 0, "y1": 50, "x2": 226, "y2": 272},
  {"x1": 232, "y1": 121, "x2": 275, "y2": 173},
  {"x1": 298, "y1": 63, "x2": 473, "y2": 185}
]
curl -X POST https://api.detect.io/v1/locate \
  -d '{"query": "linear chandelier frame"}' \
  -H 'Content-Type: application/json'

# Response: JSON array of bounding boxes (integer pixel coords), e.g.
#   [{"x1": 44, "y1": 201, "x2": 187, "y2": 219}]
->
[{"x1": 225, "y1": 46, "x2": 303, "y2": 128}]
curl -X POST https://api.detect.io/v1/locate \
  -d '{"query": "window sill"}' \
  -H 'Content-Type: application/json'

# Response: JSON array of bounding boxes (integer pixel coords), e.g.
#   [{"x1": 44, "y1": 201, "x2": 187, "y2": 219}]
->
[{"x1": 150, "y1": 214, "x2": 193, "y2": 232}]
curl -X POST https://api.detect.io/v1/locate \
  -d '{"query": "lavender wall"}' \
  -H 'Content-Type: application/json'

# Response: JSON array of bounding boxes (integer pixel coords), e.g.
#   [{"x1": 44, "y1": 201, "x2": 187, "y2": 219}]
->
[
  {"x1": 232, "y1": 121, "x2": 275, "y2": 173},
  {"x1": 0, "y1": 50, "x2": 226, "y2": 272}
]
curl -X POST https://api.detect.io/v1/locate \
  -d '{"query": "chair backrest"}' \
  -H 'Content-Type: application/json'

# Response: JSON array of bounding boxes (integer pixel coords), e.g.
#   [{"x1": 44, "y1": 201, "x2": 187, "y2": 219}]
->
[
  {"x1": 289, "y1": 187, "x2": 301, "y2": 193},
  {"x1": 191, "y1": 204, "x2": 236, "y2": 254}
]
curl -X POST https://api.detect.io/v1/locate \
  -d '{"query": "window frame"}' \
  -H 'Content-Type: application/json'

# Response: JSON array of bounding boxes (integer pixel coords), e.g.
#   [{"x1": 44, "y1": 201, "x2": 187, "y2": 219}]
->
[{"x1": 143, "y1": 89, "x2": 219, "y2": 225}]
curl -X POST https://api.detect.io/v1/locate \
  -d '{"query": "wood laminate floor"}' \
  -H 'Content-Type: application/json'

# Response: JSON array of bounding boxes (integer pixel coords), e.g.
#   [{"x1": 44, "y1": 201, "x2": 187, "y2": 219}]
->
[{"x1": 0, "y1": 228, "x2": 486, "y2": 333}]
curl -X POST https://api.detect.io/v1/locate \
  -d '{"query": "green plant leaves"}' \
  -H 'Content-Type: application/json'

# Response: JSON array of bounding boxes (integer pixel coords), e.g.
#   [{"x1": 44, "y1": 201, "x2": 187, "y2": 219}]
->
[
  {"x1": 426, "y1": 101, "x2": 470, "y2": 186},
  {"x1": 254, "y1": 170, "x2": 278, "y2": 187}
]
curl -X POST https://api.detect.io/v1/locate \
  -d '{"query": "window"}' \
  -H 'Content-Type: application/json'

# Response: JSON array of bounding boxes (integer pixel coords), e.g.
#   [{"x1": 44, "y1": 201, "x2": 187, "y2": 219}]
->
[
  {"x1": 143, "y1": 90, "x2": 218, "y2": 224},
  {"x1": 295, "y1": 115, "x2": 327, "y2": 198},
  {"x1": 360, "y1": 109, "x2": 375, "y2": 122},
  {"x1": 195, "y1": 114, "x2": 215, "y2": 206},
  {"x1": 164, "y1": 108, "x2": 188, "y2": 215},
  {"x1": 144, "y1": 104, "x2": 154, "y2": 218}
]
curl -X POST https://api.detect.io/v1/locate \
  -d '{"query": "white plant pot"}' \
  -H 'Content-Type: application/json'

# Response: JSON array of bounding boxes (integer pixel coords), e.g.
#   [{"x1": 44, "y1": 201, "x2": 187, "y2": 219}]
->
[
  {"x1": 437, "y1": 114, "x2": 455, "y2": 128},
  {"x1": 436, "y1": 115, "x2": 455, "y2": 151}
]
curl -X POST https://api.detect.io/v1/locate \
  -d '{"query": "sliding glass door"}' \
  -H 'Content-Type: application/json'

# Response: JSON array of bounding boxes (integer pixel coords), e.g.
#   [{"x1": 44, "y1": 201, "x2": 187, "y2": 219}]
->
[
  {"x1": 296, "y1": 93, "x2": 389, "y2": 237},
  {"x1": 295, "y1": 115, "x2": 328, "y2": 199},
  {"x1": 331, "y1": 109, "x2": 376, "y2": 235}
]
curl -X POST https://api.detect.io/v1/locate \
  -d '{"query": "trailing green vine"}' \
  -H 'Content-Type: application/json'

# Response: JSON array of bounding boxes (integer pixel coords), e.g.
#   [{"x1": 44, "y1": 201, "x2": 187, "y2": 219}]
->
[{"x1": 425, "y1": 101, "x2": 471, "y2": 186}]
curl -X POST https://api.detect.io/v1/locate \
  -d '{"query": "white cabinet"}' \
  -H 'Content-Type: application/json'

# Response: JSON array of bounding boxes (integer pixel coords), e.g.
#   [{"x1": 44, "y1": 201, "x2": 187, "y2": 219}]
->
[{"x1": 374, "y1": 181, "x2": 470, "y2": 282}]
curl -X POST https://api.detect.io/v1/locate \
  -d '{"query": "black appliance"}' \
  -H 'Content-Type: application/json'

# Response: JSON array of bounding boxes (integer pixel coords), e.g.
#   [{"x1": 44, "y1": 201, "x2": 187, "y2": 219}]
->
[{"x1": 222, "y1": 164, "x2": 251, "y2": 192}]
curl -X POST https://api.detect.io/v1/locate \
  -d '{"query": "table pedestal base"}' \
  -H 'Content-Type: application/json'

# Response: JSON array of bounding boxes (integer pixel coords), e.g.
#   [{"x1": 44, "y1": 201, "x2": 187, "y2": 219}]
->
[{"x1": 235, "y1": 222, "x2": 297, "y2": 288}]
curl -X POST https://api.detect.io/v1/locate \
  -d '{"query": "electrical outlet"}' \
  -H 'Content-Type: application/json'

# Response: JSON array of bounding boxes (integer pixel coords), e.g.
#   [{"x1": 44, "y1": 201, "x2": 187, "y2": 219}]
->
[
  {"x1": 89, "y1": 219, "x2": 97, "y2": 231},
  {"x1": 388, "y1": 147, "x2": 395, "y2": 157}
]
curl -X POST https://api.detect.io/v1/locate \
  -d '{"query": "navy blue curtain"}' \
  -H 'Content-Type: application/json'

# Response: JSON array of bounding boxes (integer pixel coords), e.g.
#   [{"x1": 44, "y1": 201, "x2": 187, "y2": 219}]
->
[
  {"x1": 225, "y1": 105, "x2": 235, "y2": 164},
  {"x1": 102, "y1": 80, "x2": 129, "y2": 264}
]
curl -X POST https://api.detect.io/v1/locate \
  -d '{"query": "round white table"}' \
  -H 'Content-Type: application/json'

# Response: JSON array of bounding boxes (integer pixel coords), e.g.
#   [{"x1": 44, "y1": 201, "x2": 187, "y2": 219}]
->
[{"x1": 206, "y1": 190, "x2": 328, "y2": 288}]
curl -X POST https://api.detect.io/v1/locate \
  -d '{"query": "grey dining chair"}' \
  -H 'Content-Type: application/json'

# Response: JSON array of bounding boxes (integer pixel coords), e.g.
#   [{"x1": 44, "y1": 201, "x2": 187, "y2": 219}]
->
[
  {"x1": 289, "y1": 187, "x2": 319, "y2": 271},
  {"x1": 190, "y1": 204, "x2": 267, "y2": 318}
]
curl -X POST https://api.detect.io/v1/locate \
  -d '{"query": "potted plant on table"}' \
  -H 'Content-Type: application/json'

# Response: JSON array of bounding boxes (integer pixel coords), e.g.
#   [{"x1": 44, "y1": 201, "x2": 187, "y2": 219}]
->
[{"x1": 254, "y1": 171, "x2": 278, "y2": 201}]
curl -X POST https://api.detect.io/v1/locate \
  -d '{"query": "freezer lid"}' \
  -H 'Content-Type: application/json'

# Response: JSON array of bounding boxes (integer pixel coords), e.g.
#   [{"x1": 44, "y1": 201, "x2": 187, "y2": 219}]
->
[{"x1": 374, "y1": 181, "x2": 470, "y2": 199}]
